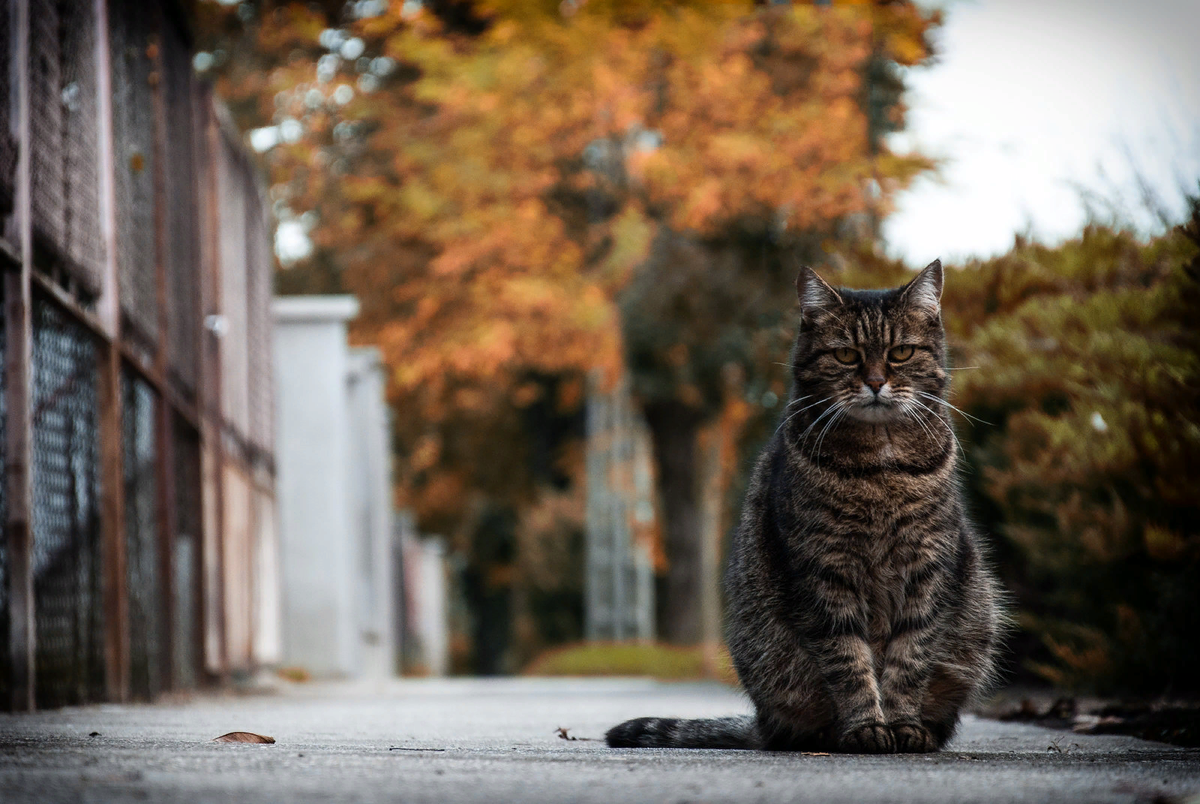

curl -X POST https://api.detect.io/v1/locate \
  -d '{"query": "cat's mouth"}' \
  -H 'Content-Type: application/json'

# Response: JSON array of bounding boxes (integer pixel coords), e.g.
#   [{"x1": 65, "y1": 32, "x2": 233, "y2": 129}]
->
[{"x1": 847, "y1": 399, "x2": 899, "y2": 423}]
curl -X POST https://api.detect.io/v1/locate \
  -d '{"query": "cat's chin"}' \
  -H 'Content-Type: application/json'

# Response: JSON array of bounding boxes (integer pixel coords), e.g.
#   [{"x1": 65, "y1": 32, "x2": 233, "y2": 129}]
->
[{"x1": 845, "y1": 403, "x2": 901, "y2": 424}]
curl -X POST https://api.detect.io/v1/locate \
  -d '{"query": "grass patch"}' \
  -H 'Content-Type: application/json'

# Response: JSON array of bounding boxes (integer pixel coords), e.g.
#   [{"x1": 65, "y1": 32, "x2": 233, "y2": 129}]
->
[{"x1": 523, "y1": 642, "x2": 738, "y2": 684}]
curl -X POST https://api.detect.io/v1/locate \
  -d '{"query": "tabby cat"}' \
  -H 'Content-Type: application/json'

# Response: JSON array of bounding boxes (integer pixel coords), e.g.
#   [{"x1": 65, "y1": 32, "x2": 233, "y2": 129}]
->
[{"x1": 606, "y1": 261, "x2": 1004, "y2": 753}]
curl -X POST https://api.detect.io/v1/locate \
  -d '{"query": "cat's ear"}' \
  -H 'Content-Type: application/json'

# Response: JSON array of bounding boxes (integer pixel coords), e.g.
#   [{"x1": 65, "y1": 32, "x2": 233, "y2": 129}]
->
[
  {"x1": 795, "y1": 266, "x2": 842, "y2": 317},
  {"x1": 901, "y1": 259, "x2": 943, "y2": 315}
]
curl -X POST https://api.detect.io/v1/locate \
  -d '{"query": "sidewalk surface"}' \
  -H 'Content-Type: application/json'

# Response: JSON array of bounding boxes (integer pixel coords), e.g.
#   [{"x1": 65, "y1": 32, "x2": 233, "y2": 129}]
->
[{"x1": 1, "y1": 678, "x2": 1198, "y2": 803}]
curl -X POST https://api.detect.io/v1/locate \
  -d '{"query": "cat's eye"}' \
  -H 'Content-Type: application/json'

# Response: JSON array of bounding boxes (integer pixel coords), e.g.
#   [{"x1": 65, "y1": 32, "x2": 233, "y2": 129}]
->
[
  {"x1": 888, "y1": 345, "x2": 916, "y2": 362},
  {"x1": 832, "y1": 347, "x2": 860, "y2": 364}
]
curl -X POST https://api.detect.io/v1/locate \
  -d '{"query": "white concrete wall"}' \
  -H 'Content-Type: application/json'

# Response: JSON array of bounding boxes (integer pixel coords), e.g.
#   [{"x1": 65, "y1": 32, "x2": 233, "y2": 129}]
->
[
  {"x1": 273, "y1": 296, "x2": 360, "y2": 677},
  {"x1": 252, "y1": 487, "x2": 282, "y2": 665},
  {"x1": 403, "y1": 535, "x2": 449, "y2": 677},
  {"x1": 347, "y1": 348, "x2": 395, "y2": 679}
]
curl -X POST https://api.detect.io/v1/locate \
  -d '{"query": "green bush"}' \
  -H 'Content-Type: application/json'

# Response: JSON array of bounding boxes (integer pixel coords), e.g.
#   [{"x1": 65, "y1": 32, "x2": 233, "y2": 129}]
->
[
  {"x1": 938, "y1": 209, "x2": 1200, "y2": 693},
  {"x1": 524, "y1": 642, "x2": 737, "y2": 684}
]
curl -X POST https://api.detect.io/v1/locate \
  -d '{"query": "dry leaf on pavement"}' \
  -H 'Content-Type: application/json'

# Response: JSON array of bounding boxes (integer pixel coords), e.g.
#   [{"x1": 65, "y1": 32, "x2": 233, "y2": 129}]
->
[{"x1": 212, "y1": 732, "x2": 276, "y2": 744}]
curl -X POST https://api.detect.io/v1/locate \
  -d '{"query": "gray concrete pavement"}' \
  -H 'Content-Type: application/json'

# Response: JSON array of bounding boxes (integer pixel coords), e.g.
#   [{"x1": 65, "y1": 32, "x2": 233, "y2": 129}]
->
[{"x1": 1, "y1": 678, "x2": 1197, "y2": 803}]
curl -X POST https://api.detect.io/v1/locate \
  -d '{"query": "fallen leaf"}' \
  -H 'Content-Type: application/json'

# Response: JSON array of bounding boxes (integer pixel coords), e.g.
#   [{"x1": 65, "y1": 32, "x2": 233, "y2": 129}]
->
[{"x1": 212, "y1": 732, "x2": 275, "y2": 744}]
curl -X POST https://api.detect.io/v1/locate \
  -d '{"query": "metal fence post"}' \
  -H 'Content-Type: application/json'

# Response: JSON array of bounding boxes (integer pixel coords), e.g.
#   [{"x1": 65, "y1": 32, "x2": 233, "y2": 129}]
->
[
  {"x1": 199, "y1": 87, "x2": 228, "y2": 679},
  {"x1": 93, "y1": 0, "x2": 130, "y2": 703},
  {"x1": 149, "y1": 19, "x2": 177, "y2": 694},
  {"x1": 188, "y1": 80, "x2": 210, "y2": 687},
  {"x1": 3, "y1": 0, "x2": 35, "y2": 713}
]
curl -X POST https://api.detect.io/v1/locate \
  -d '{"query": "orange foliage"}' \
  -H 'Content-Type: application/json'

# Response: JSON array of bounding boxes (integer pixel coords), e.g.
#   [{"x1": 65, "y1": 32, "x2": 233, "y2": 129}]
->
[{"x1": 202, "y1": 0, "x2": 936, "y2": 534}]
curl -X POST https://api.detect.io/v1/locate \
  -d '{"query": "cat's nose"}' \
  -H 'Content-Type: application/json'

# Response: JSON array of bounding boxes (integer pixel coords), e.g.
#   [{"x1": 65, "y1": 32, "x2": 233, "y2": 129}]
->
[{"x1": 864, "y1": 372, "x2": 886, "y2": 394}]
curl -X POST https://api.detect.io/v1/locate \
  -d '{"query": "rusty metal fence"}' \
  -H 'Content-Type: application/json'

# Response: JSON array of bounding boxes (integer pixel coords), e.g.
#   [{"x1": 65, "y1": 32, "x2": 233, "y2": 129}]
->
[{"x1": 1, "y1": 0, "x2": 277, "y2": 711}]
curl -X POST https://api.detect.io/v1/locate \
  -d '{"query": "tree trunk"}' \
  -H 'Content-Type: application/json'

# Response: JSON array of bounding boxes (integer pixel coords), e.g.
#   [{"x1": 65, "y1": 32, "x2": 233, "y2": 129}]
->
[
  {"x1": 466, "y1": 506, "x2": 516, "y2": 675},
  {"x1": 644, "y1": 401, "x2": 704, "y2": 645}
]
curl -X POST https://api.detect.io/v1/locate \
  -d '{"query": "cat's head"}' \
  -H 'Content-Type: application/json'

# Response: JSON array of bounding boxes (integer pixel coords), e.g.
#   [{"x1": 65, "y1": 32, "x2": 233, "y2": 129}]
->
[{"x1": 791, "y1": 260, "x2": 948, "y2": 428}]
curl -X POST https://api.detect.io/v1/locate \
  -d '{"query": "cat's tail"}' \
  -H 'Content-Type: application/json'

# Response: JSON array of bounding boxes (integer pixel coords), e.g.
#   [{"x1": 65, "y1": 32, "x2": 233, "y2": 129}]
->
[{"x1": 605, "y1": 715, "x2": 757, "y2": 749}]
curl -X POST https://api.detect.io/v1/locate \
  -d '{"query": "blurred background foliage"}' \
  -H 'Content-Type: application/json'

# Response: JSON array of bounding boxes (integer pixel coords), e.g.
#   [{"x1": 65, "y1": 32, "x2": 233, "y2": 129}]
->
[
  {"x1": 194, "y1": 0, "x2": 1198, "y2": 693},
  {"x1": 954, "y1": 216, "x2": 1200, "y2": 694}
]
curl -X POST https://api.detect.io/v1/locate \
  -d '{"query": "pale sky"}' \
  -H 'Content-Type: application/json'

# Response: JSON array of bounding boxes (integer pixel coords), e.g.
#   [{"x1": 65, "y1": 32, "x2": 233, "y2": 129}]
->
[{"x1": 883, "y1": 0, "x2": 1200, "y2": 264}]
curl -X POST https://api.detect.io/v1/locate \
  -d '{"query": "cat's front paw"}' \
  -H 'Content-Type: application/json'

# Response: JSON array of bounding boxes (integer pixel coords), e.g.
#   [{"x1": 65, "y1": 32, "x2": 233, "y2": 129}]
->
[
  {"x1": 838, "y1": 724, "x2": 895, "y2": 754},
  {"x1": 891, "y1": 723, "x2": 938, "y2": 753}
]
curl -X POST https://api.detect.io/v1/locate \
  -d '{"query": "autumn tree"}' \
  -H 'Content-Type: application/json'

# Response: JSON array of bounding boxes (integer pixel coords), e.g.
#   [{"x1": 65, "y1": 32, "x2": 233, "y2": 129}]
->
[{"x1": 195, "y1": 0, "x2": 937, "y2": 657}]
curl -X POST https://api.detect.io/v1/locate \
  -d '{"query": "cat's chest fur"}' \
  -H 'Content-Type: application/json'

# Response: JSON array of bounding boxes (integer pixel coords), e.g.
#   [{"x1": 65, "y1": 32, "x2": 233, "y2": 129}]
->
[
  {"x1": 862, "y1": 550, "x2": 907, "y2": 659},
  {"x1": 794, "y1": 466, "x2": 951, "y2": 651}
]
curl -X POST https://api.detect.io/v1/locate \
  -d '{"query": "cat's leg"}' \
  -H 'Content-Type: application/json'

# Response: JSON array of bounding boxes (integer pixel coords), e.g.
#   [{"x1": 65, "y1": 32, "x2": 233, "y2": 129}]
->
[
  {"x1": 788, "y1": 597, "x2": 892, "y2": 751},
  {"x1": 795, "y1": 562, "x2": 894, "y2": 753},
  {"x1": 815, "y1": 632, "x2": 894, "y2": 753},
  {"x1": 880, "y1": 643, "x2": 941, "y2": 751},
  {"x1": 879, "y1": 559, "x2": 947, "y2": 753}
]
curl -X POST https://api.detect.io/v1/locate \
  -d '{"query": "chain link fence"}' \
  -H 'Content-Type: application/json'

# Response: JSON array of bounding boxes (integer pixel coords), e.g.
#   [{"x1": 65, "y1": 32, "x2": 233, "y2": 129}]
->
[
  {"x1": 0, "y1": 284, "x2": 8, "y2": 696},
  {"x1": 29, "y1": 294, "x2": 105, "y2": 708},
  {"x1": 122, "y1": 369, "x2": 160, "y2": 701},
  {"x1": 246, "y1": 185, "x2": 274, "y2": 457},
  {"x1": 162, "y1": 18, "x2": 201, "y2": 406},
  {"x1": 171, "y1": 414, "x2": 202, "y2": 691},
  {"x1": 28, "y1": 0, "x2": 104, "y2": 295},
  {"x1": 109, "y1": 0, "x2": 159, "y2": 353},
  {"x1": 0, "y1": 5, "x2": 13, "y2": 226}
]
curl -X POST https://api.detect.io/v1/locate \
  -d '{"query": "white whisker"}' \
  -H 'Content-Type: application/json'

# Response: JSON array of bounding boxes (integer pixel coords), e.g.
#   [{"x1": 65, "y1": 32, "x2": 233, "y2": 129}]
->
[
  {"x1": 916, "y1": 391, "x2": 992, "y2": 426},
  {"x1": 772, "y1": 396, "x2": 826, "y2": 440},
  {"x1": 796, "y1": 399, "x2": 842, "y2": 446},
  {"x1": 899, "y1": 398, "x2": 937, "y2": 444},
  {"x1": 812, "y1": 402, "x2": 849, "y2": 465},
  {"x1": 906, "y1": 395, "x2": 966, "y2": 459}
]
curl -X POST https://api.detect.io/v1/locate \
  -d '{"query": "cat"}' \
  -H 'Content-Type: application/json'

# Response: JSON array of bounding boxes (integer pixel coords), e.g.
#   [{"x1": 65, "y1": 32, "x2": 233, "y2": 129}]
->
[{"x1": 606, "y1": 260, "x2": 1005, "y2": 753}]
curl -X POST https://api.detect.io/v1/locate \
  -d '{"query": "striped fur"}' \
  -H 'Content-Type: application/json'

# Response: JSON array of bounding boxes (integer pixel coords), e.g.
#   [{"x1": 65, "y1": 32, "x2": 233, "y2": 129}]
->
[{"x1": 607, "y1": 262, "x2": 1006, "y2": 753}]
